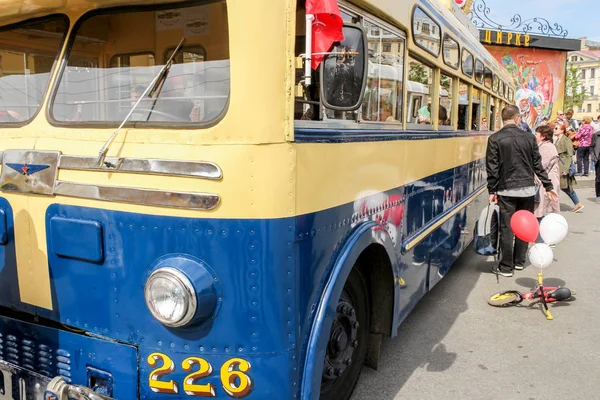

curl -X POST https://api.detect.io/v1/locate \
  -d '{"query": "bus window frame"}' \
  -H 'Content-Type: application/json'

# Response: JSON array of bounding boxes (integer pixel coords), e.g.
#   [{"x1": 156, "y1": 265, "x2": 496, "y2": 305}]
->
[
  {"x1": 474, "y1": 59, "x2": 484, "y2": 83},
  {"x1": 492, "y1": 74, "x2": 499, "y2": 93},
  {"x1": 47, "y1": 2, "x2": 230, "y2": 130},
  {"x1": 0, "y1": 13, "x2": 70, "y2": 128},
  {"x1": 489, "y1": 95, "x2": 497, "y2": 131},
  {"x1": 483, "y1": 66, "x2": 493, "y2": 89},
  {"x1": 458, "y1": 80, "x2": 472, "y2": 131},
  {"x1": 471, "y1": 87, "x2": 481, "y2": 131},
  {"x1": 296, "y1": 3, "x2": 410, "y2": 131},
  {"x1": 461, "y1": 49, "x2": 474, "y2": 78},
  {"x1": 358, "y1": 20, "x2": 405, "y2": 126},
  {"x1": 438, "y1": 72, "x2": 456, "y2": 131},
  {"x1": 411, "y1": 6, "x2": 441, "y2": 58},
  {"x1": 442, "y1": 34, "x2": 460, "y2": 70},
  {"x1": 406, "y1": 55, "x2": 435, "y2": 131},
  {"x1": 481, "y1": 91, "x2": 490, "y2": 131}
]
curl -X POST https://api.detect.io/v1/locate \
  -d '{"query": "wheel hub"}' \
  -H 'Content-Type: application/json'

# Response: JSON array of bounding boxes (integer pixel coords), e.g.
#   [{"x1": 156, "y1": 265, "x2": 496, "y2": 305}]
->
[{"x1": 322, "y1": 298, "x2": 359, "y2": 381}]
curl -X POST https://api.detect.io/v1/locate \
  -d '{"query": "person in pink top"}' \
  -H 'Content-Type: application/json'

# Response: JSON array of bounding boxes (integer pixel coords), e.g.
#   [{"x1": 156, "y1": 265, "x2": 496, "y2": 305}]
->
[
  {"x1": 576, "y1": 116, "x2": 594, "y2": 176},
  {"x1": 534, "y1": 125, "x2": 560, "y2": 218}
]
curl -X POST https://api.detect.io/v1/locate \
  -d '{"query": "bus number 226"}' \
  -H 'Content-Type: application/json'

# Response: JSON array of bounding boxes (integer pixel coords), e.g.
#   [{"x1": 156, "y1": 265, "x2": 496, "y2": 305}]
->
[{"x1": 147, "y1": 353, "x2": 253, "y2": 398}]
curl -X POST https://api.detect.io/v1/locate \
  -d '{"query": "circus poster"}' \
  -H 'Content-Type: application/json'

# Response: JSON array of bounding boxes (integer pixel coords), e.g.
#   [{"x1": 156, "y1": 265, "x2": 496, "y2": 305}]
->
[{"x1": 485, "y1": 46, "x2": 567, "y2": 129}]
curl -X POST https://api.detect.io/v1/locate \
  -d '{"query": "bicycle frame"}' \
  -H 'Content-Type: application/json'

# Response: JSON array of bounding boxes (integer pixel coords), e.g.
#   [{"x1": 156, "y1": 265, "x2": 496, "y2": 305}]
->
[{"x1": 487, "y1": 272, "x2": 573, "y2": 319}]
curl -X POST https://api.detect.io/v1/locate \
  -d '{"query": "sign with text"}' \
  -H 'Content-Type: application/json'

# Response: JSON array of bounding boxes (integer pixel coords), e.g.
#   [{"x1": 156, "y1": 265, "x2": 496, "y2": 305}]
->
[{"x1": 483, "y1": 30, "x2": 531, "y2": 47}]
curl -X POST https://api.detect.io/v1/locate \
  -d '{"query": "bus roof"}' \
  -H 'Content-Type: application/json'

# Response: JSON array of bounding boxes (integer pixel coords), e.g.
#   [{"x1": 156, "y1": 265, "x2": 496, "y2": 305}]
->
[
  {"x1": 348, "y1": 0, "x2": 515, "y2": 90},
  {"x1": 0, "y1": 0, "x2": 182, "y2": 26}
]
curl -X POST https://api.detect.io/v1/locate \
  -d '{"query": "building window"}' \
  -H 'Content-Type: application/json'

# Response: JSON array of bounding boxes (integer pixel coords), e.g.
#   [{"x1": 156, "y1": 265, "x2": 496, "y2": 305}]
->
[
  {"x1": 422, "y1": 23, "x2": 430, "y2": 35},
  {"x1": 587, "y1": 103, "x2": 592, "y2": 112},
  {"x1": 592, "y1": 68, "x2": 596, "y2": 79},
  {"x1": 591, "y1": 86, "x2": 595, "y2": 96},
  {"x1": 581, "y1": 69, "x2": 586, "y2": 79}
]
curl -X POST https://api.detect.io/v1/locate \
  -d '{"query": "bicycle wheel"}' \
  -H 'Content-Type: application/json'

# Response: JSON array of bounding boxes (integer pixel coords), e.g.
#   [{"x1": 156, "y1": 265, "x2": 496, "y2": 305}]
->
[{"x1": 488, "y1": 290, "x2": 523, "y2": 307}]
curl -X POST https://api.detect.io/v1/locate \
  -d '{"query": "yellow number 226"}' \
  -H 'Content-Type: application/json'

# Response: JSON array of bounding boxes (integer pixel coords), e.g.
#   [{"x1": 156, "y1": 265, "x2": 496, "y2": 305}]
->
[{"x1": 147, "y1": 353, "x2": 253, "y2": 398}]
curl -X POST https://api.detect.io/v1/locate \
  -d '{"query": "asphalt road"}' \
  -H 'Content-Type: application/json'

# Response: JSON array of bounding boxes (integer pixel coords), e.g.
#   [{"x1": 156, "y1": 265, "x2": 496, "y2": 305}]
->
[{"x1": 352, "y1": 180, "x2": 600, "y2": 400}]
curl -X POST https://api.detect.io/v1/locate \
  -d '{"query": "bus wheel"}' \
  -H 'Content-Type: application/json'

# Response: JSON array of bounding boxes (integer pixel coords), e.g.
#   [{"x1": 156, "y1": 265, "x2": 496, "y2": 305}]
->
[{"x1": 320, "y1": 268, "x2": 370, "y2": 400}]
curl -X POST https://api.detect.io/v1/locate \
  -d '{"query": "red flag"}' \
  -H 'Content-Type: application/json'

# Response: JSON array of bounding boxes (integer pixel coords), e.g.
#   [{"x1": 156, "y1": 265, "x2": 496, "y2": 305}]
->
[{"x1": 306, "y1": 0, "x2": 344, "y2": 70}]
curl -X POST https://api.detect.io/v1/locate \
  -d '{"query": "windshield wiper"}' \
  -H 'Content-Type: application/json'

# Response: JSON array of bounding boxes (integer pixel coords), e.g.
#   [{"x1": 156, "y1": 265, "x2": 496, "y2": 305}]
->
[{"x1": 96, "y1": 37, "x2": 186, "y2": 168}]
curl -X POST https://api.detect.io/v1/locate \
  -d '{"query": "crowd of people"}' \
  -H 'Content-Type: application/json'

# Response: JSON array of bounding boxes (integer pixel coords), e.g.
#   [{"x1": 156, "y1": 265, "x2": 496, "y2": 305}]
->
[{"x1": 485, "y1": 105, "x2": 600, "y2": 277}]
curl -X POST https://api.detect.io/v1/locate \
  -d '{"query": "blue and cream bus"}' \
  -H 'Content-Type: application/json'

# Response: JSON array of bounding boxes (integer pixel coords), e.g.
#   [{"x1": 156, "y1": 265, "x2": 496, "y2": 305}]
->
[{"x1": 0, "y1": 0, "x2": 514, "y2": 398}]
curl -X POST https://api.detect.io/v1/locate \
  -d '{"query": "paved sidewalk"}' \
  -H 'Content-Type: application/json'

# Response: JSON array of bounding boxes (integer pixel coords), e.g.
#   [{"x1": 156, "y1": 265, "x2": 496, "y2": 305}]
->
[{"x1": 352, "y1": 181, "x2": 600, "y2": 400}]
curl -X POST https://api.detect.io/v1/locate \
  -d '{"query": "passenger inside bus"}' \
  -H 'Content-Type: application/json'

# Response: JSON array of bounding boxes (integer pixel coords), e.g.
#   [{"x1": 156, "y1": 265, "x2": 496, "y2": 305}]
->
[
  {"x1": 417, "y1": 103, "x2": 448, "y2": 125},
  {"x1": 379, "y1": 102, "x2": 399, "y2": 122}
]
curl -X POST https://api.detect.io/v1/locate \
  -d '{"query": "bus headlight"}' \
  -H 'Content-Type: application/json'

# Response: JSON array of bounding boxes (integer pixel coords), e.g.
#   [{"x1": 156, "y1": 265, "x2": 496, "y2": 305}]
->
[{"x1": 145, "y1": 267, "x2": 197, "y2": 327}]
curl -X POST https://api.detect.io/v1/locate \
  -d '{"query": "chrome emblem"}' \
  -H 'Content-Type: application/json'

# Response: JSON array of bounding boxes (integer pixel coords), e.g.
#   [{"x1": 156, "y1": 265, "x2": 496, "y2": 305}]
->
[
  {"x1": 6, "y1": 163, "x2": 50, "y2": 176},
  {"x1": 0, "y1": 150, "x2": 60, "y2": 195}
]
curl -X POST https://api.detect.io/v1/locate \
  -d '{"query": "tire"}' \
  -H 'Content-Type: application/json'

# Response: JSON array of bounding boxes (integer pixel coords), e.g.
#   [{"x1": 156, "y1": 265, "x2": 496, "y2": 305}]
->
[
  {"x1": 320, "y1": 268, "x2": 370, "y2": 400},
  {"x1": 487, "y1": 291, "x2": 522, "y2": 307}
]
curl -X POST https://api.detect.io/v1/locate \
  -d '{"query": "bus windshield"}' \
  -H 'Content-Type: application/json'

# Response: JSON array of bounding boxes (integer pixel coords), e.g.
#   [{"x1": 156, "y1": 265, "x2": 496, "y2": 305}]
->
[
  {"x1": 51, "y1": 1, "x2": 230, "y2": 125},
  {"x1": 0, "y1": 16, "x2": 67, "y2": 123}
]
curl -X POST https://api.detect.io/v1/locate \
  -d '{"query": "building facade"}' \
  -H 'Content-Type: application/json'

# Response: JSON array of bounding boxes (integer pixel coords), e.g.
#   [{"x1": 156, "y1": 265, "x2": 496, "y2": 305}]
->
[{"x1": 568, "y1": 47, "x2": 600, "y2": 119}]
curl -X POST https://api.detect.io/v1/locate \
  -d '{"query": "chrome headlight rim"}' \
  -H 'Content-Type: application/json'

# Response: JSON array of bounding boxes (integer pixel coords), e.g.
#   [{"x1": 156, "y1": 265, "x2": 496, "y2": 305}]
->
[{"x1": 145, "y1": 267, "x2": 198, "y2": 328}]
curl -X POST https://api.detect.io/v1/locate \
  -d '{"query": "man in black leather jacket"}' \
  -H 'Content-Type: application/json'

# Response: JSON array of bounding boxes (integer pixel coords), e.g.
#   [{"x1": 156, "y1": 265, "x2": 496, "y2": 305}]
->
[{"x1": 486, "y1": 105, "x2": 558, "y2": 277}]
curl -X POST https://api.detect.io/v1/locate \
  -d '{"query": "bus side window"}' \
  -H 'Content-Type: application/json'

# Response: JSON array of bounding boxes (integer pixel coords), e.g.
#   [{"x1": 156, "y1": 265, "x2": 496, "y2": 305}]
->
[
  {"x1": 472, "y1": 88, "x2": 480, "y2": 131},
  {"x1": 360, "y1": 21, "x2": 404, "y2": 123},
  {"x1": 407, "y1": 58, "x2": 434, "y2": 128},
  {"x1": 489, "y1": 97, "x2": 496, "y2": 131},
  {"x1": 440, "y1": 73, "x2": 454, "y2": 127},
  {"x1": 481, "y1": 92, "x2": 489, "y2": 131},
  {"x1": 458, "y1": 81, "x2": 469, "y2": 131}
]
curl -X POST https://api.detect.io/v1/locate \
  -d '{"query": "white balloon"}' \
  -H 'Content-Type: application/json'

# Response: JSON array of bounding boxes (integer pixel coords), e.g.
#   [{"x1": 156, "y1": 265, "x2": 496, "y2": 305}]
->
[
  {"x1": 528, "y1": 243, "x2": 554, "y2": 269},
  {"x1": 539, "y1": 213, "x2": 569, "y2": 245}
]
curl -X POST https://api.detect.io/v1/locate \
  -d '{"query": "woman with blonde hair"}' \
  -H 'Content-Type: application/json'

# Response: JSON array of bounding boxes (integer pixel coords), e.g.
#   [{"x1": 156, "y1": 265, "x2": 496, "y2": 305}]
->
[
  {"x1": 555, "y1": 122, "x2": 584, "y2": 212},
  {"x1": 576, "y1": 116, "x2": 594, "y2": 176}
]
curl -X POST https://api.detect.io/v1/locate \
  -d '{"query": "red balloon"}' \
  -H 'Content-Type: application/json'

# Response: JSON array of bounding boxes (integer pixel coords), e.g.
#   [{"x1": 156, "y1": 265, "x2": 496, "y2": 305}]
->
[{"x1": 510, "y1": 210, "x2": 539, "y2": 243}]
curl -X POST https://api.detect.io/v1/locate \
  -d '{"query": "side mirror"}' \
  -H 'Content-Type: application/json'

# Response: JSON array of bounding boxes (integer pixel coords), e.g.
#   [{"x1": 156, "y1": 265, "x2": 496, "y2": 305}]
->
[{"x1": 319, "y1": 24, "x2": 368, "y2": 111}]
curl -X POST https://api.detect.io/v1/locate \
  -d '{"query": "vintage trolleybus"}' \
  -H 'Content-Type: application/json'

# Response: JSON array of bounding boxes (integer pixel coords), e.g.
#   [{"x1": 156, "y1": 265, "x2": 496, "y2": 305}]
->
[{"x1": 0, "y1": 0, "x2": 515, "y2": 398}]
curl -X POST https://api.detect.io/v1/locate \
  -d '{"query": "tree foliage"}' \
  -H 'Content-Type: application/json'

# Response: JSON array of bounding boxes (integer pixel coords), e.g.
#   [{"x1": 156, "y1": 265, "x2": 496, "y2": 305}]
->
[
  {"x1": 409, "y1": 62, "x2": 429, "y2": 85},
  {"x1": 564, "y1": 62, "x2": 587, "y2": 111}
]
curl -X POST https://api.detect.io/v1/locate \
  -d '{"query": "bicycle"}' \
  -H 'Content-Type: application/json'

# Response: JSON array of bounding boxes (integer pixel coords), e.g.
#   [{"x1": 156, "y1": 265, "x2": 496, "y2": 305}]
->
[{"x1": 488, "y1": 272, "x2": 574, "y2": 320}]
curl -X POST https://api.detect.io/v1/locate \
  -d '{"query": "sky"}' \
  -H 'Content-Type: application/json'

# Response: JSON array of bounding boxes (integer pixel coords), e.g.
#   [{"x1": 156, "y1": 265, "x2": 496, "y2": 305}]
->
[{"x1": 472, "y1": 0, "x2": 599, "y2": 40}]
